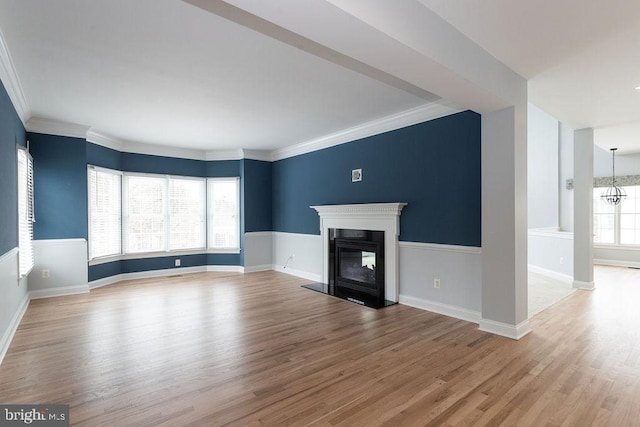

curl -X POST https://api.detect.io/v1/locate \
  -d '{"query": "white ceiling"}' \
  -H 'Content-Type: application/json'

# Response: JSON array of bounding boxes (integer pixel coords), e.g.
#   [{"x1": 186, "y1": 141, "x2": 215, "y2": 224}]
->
[
  {"x1": 420, "y1": 0, "x2": 640, "y2": 153},
  {"x1": 1, "y1": 0, "x2": 639, "y2": 154},
  {"x1": 0, "y1": 0, "x2": 436, "y2": 151}
]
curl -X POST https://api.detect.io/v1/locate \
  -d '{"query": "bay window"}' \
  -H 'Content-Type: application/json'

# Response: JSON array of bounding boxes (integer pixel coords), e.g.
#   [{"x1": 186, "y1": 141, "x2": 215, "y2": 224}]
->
[{"x1": 88, "y1": 167, "x2": 239, "y2": 261}]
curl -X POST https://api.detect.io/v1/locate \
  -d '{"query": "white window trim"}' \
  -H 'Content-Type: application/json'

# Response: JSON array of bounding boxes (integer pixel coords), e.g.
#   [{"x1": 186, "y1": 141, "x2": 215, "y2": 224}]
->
[
  {"x1": 17, "y1": 146, "x2": 34, "y2": 277},
  {"x1": 87, "y1": 165, "x2": 123, "y2": 260},
  {"x1": 88, "y1": 168, "x2": 241, "y2": 263},
  {"x1": 593, "y1": 185, "x2": 640, "y2": 247},
  {"x1": 207, "y1": 177, "x2": 241, "y2": 251}
]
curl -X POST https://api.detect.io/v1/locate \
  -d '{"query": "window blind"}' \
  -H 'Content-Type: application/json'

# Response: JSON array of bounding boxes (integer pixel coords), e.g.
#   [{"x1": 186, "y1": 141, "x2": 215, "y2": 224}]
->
[
  {"x1": 169, "y1": 177, "x2": 206, "y2": 250},
  {"x1": 88, "y1": 167, "x2": 122, "y2": 259},
  {"x1": 123, "y1": 175, "x2": 167, "y2": 253},
  {"x1": 17, "y1": 147, "x2": 34, "y2": 277},
  {"x1": 208, "y1": 177, "x2": 240, "y2": 250}
]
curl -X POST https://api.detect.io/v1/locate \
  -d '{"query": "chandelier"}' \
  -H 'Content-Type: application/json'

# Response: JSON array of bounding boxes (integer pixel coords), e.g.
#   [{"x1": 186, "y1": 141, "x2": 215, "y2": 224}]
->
[{"x1": 601, "y1": 148, "x2": 626, "y2": 206}]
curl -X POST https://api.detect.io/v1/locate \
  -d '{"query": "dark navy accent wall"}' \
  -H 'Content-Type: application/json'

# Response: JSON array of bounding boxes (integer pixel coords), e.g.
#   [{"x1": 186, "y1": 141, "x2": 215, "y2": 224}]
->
[
  {"x1": 86, "y1": 142, "x2": 122, "y2": 170},
  {"x1": 0, "y1": 81, "x2": 26, "y2": 255},
  {"x1": 243, "y1": 159, "x2": 272, "y2": 232},
  {"x1": 206, "y1": 160, "x2": 241, "y2": 177},
  {"x1": 272, "y1": 111, "x2": 481, "y2": 247},
  {"x1": 122, "y1": 152, "x2": 206, "y2": 177},
  {"x1": 29, "y1": 133, "x2": 88, "y2": 240}
]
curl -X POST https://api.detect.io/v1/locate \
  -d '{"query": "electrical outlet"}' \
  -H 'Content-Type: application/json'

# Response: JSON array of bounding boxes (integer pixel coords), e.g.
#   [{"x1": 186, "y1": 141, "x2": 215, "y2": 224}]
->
[
  {"x1": 560, "y1": 257, "x2": 564, "y2": 265},
  {"x1": 42, "y1": 269, "x2": 50, "y2": 278},
  {"x1": 434, "y1": 278, "x2": 441, "y2": 289},
  {"x1": 175, "y1": 259, "x2": 181, "y2": 267}
]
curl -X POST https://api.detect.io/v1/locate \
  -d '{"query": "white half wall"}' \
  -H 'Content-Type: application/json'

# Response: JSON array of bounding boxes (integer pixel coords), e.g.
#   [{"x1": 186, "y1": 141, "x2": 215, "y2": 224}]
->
[
  {"x1": 528, "y1": 229, "x2": 574, "y2": 279},
  {"x1": 594, "y1": 247, "x2": 640, "y2": 269},
  {"x1": 244, "y1": 232, "x2": 273, "y2": 272},
  {"x1": 271, "y1": 231, "x2": 483, "y2": 324},
  {"x1": 0, "y1": 248, "x2": 29, "y2": 366},
  {"x1": 398, "y1": 242, "x2": 482, "y2": 323},
  {"x1": 29, "y1": 239, "x2": 89, "y2": 294},
  {"x1": 272, "y1": 232, "x2": 322, "y2": 282}
]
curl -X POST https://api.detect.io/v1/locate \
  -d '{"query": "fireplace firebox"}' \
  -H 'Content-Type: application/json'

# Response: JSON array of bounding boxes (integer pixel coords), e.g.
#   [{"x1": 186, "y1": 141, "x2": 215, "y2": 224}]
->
[{"x1": 328, "y1": 228, "x2": 386, "y2": 308}]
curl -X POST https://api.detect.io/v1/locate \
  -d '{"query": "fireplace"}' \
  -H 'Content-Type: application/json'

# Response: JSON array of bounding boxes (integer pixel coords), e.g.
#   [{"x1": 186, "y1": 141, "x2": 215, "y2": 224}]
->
[
  {"x1": 305, "y1": 203, "x2": 407, "y2": 308},
  {"x1": 330, "y1": 229, "x2": 385, "y2": 307}
]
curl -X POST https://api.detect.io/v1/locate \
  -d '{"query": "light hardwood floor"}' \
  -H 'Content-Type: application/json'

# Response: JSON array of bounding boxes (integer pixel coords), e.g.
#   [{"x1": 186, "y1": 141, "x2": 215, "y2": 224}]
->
[{"x1": 1, "y1": 267, "x2": 639, "y2": 426}]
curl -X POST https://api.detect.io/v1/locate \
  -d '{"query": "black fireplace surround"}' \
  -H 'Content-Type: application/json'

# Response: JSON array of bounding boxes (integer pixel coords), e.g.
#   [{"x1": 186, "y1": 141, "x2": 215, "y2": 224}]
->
[{"x1": 303, "y1": 228, "x2": 394, "y2": 308}]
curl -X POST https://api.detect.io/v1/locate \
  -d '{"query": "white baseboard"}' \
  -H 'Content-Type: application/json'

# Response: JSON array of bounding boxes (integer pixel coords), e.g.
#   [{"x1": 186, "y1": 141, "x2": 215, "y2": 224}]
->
[
  {"x1": 573, "y1": 280, "x2": 595, "y2": 290},
  {"x1": 30, "y1": 285, "x2": 90, "y2": 300},
  {"x1": 206, "y1": 265, "x2": 244, "y2": 273},
  {"x1": 399, "y1": 294, "x2": 481, "y2": 324},
  {"x1": 244, "y1": 264, "x2": 274, "y2": 273},
  {"x1": 594, "y1": 258, "x2": 640, "y2": 269},
  {"x1": 273, "y1": 265, "x2": 321, "y2": 282},
  {"x1": 89, "y1": 265, "x2": 244, "y2": 289},
  {"x1": 0, "y1": 293, "x2": 30, "y2": 366},
  {"x1": 528, "y1": 264, "x2": 573, "y2": 284},
  {"x1": 479, "y1": 318, "x2": 532, "y2": 340}
]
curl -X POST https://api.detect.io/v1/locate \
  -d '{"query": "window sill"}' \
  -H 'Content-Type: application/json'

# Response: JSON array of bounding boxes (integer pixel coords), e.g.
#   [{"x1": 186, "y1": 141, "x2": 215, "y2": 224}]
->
[{"x1": 89, "y1": 248, "x2": 241, "y2": 266}]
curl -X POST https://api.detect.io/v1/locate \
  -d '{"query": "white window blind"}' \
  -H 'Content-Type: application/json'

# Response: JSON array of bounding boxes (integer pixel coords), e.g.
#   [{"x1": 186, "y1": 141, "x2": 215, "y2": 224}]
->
[
  {"x1": 124, "y1": 175, "x2": 166, "y2": 253},
  {"x1": 169, "y1": 178, "x2": 206, "y2": 250},
  {"x1": 208, "y1": 177, "x2": 240, "y2": 250},
  {"x1": 88, "y1": 167, "x2": 122, "y2": 259},
  {"x1": 17, "y1": 147, "x2": 34, "y2": 277}
]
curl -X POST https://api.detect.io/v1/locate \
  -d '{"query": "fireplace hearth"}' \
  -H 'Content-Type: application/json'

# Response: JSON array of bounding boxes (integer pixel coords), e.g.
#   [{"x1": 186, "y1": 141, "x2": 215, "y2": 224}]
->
[{"x1": 303, "y1": 228, "x2": 394, "y2": 308}]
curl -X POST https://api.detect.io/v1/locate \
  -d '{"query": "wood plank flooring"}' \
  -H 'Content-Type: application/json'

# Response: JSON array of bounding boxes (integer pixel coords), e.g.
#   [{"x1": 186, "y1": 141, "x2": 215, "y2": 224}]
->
[{"x1": 1, "y1": 267, "x2": 640, "y2": 426}]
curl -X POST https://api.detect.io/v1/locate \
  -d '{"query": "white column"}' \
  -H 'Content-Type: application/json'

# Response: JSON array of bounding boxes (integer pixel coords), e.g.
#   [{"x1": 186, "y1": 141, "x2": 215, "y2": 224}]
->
[
  {"x1": 479, "y1": 105, "x2": 531, "y2": 340},
  {"x1": 573, "y1": 129, "x2": 595, "y2": 289}
]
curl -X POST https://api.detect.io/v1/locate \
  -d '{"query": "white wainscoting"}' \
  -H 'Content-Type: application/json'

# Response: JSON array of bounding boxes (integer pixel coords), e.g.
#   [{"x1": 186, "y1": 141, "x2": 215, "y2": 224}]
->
[
  {"x1": 29, "y1": 239, "x2": 89, "y2": 297},
  {"x1": 0, "y1": 248, "x2": 29, "y2": 366},
  {"x1": 244, "y1": 232, "x2": 274, "y2": 273},
  {"x1": 594, "y1": 246, "x2": 640, "y2": 269},
  {"x1": 398, "y1": 242, "x2": 482, "y2": 322},
  {"x1": 272, "y1": 232, "x2": 322, "y2": 282},
  {"x1": 269, "y1": 232, "x2": 483, "y2": 324},
  {"x1": 528, "y1": 228, "x2": 574, "y2": 279}
]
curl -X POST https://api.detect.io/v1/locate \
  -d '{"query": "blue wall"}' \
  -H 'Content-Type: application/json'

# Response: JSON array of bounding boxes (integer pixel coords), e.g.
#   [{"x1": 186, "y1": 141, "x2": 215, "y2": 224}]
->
[
  {"x1": 0, "y1": 81, "x2": 26, "y2": 255},
  {"x1": 29, "y1": 133, "x2": 88, "y2": 240},
  {"x1": 272, "y1": 111, "x2": 481, "y2": 247},
  {"x1": 243, "y1": 159, "x2": 272, "y2": 232},
  {"x1": 30, "y1": 110, "x2": 481, "y2": 282}
]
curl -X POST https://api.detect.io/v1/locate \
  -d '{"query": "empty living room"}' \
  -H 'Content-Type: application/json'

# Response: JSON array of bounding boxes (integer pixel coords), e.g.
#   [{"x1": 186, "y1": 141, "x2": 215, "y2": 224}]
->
[{"x1": 2, "y1": 1, "x2": 640, "y2": 425}]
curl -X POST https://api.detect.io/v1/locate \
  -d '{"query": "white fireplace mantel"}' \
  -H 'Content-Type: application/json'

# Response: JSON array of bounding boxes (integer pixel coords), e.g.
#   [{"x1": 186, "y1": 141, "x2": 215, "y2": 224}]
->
[{"x1": 310, "y1": 203, "x2": 407, "y2": 303}]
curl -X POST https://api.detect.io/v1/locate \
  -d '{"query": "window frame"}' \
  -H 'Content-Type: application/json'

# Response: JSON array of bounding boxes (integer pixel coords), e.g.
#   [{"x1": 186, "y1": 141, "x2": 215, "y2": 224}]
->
[
  {"x1": 593, "y1": 185, "x2": 640, "y2": 249},
  {"x1": 17, "y1": 146, "x2": 35, "y2": 278},
  {"x1": 88, "y1": 168, "x2": 238, "y2": 265},
  {"x1": 207, "y1": 177, "x2": 241, "y2": 253},
  {"x1": 87, "y1": 165, "x2": 123, "y2": 261}
]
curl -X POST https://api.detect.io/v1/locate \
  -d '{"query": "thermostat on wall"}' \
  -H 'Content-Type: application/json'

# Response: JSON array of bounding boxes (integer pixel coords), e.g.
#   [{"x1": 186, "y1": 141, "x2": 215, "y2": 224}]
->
[{"x1": 352, "y1": 168, "x2": 362, "y2": 182}]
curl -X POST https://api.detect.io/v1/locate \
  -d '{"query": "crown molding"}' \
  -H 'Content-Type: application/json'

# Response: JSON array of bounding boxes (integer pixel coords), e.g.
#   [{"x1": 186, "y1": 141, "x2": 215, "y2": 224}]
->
[
  {"x1": 86, "y1": 129, "x2": 207, "y2": 160},
  {"x1": 270, "y1": 100, "x2": 463, "y2": 161},
  {"x1": 23, "y1": 100, "x2": 461, "y2": 163},
  {"x1": 0, "y1": 27, "x2": 31, "y2": 125},
  {"x1": 205, "y1": 149, "x2": 243, "y2": 161},
  {"x1": 241, "y1": 149, "x2": 273, "y2": 162},
  {"x1": 26, "y1": 117, "x2": 90, "y2": 139}
]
